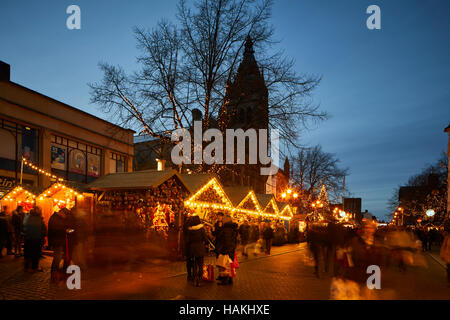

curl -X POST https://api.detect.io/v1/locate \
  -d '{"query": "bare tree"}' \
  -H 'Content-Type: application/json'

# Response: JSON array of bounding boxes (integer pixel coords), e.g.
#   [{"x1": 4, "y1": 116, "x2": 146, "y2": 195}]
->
[
  {"x1": 291, "y1": 145, "x2": 348, "y2": 202},
  {"x1": 386, "y1": 152, "x2": 448, "y2": 222},
  {"x1": 89, "y1": 0, "x2": 326, "y2": 162}
]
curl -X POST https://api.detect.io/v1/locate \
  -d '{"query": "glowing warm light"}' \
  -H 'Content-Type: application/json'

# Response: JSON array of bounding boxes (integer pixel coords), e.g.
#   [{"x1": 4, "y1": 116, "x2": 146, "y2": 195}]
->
[
  {"x1": 281, "y1": 193, "x2": 286, "y2": 199},
  {"x1": 293, "y1": 193, "x2": 298, "y2": 198},
  {"x1": 287, "y1": 189, "x2": 292, "y2": 194},
  {"x1": 426, "y1": 209, "x2": 435, "y2": 217}
]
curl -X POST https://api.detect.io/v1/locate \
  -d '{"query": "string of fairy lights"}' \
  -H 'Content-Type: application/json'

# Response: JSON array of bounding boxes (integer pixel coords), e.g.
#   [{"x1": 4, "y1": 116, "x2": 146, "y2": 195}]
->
[
  {"x1": 184, "y1": 178, "x2": 292, "y2": 220},
  {"x1": 21, "y1": 157, "x2": 64, "y2": 182}
]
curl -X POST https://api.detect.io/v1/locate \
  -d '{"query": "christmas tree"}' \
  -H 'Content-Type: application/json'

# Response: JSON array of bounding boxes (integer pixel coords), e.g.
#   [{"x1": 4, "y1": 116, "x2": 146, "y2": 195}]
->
[{"x1": 318, "y1": 185, "x2": 330, "y2": 213}]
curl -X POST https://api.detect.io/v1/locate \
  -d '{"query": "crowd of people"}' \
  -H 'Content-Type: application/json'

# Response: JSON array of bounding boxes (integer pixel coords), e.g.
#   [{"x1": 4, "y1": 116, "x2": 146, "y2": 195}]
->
[
  {"x1": 0, "y1": 205, "x2": 88, "y2": 282},
  {"x1": 183, "y1": 212, "x2": 281, "y2": 287},
  {"x1": 305, "y1": 219, "x2": 450, "y2": 298}
]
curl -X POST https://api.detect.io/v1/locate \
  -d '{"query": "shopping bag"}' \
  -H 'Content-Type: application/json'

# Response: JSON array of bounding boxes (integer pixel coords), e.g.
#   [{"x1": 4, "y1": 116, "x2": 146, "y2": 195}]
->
[
  {"x1": 230, "y1": 265, "x2": 237, "y2": 278},
  {"x1": 216, "y1": 254, "x2": 232, "y2": 268},
  {"x1": 232, "y1": 252, "x2": 239, "y2": 269},
  {"x1": 202, "y1": 264, "x2": 214, "y2": 281}
]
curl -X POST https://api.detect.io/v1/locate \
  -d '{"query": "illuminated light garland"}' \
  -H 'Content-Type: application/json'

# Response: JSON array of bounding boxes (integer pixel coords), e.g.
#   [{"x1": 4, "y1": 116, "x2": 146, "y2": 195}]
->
[
  {"x1": 22, "y1": 157, "x2": 64, "y2": 181},
  {"x1": 234, "y1": 191, "x2": 262, "y2": 215},
  {"x1": 1, "y1": 186, "x2": 36, "y2": 203},
  {"x1": 262, "y1": 198, "x2": 280, "y2": 216},
  {"x1": 185, "y1": 179, "x2": 292, "y2": 221}
]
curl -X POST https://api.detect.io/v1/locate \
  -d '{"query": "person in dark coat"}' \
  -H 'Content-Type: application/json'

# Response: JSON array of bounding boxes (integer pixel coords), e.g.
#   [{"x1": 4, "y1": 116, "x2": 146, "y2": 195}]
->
[
  {"x1": 48, "y1": 208, "x2": 68, "y2": 280},
  {"x1": 215, "y1": 215, "x2": 238, "y2": 285},
  {"x1": 23, "y1": 207, "x2": 47, "y2": 271},
  {"x1": 183, "y1": 214, "x2": 195, "y2": 281},
  {"x1": 0, "y1": 206, "x2": 13, "y2": 256},
  {"x1": 262, "y1": 222, "x2": 274, "y2": 254},
  {"x1": 0, "y1": 206, "x2": 9, "y2": 258},
  {"x1": 212, "y1": 212, "x2": 224, "y2": 258},
  {"x1": 12, "y1": 206, "x2": 24, "y2": 256},
  {"x1": 238, "y1": 220, "x2": 251, "y2": 257},
  {"x1": 186, "y1": 215, "x2": 208, "y2": 286}
]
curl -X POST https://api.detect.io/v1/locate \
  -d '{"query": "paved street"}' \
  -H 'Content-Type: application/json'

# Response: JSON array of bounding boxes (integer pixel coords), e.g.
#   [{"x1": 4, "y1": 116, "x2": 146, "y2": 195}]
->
[{"x1": 1, "y1": 243, "x2": 449, "y2": 300}]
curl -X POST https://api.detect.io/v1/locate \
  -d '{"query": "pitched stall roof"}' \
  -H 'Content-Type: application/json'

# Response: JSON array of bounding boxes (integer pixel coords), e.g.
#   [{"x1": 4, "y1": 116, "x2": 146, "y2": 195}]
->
[
  {"x1": 180, "y1": 173, "x2": 218, "y2": 194},
  {"x1": 87, "y1": 169, "x2": 189, "y2": 191},
  {"x1": 184, "y1": 177, "x2": 233, "y2": 210},
  {"x1": 277, "y1": 202, "x2": 293, "y2": 220},
  {"x1": 224, "y1": 186, "x2": 252, "y2": 207}
]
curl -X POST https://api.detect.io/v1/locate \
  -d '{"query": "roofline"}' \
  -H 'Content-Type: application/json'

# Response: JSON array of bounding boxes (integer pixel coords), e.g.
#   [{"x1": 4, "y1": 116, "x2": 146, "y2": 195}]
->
[
  {"x1": 1, "y1": 80, "x2": 135, "y2": 133},
  {"x1": 445, "y1": 124, "x2": 450, "y2": 132}
]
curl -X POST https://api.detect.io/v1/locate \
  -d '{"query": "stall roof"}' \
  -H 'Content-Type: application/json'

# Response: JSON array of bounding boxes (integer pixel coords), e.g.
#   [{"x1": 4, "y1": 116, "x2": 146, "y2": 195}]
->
[
  {"x1": 255, "y1": 193, "x2": 275, "y2": 209},
  {"x1": 180, "y1": 173, "x2": 218, "y2": 194},
  {"x1": 224, "y1": 186, "x2": 252, "y2": 207},
  {"x1": 87, "y1": 169, "x2": 189, "y2": 191}
]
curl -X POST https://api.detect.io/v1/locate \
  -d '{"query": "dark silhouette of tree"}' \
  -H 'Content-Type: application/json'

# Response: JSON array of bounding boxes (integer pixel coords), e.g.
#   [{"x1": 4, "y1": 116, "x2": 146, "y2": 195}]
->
[
  {"x1": 291, "y1": 145, "x2": 348, "y2": 202},
  {"x1": 89, "y1": 0, "x2": 326, "y2": 163}
]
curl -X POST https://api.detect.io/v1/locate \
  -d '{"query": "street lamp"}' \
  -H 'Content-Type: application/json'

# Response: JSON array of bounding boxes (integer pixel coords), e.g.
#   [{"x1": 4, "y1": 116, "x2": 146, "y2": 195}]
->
[{"x1": 426, "y1": 209, "x2": 435, "y2": 217}]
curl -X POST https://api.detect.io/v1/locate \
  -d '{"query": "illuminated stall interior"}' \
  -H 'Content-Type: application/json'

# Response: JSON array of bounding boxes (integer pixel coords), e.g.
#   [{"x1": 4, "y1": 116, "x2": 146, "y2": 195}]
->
[
  {"x1": 36, "y1": 182, "x2": 84, "y2": 225},
  {"x1": 229, "y1": 188, "x2": 262, "y2": 223},
  {"x1": 0, "y1": 186, "x2": 36, "y2": 214},
  {"x1": 184, "y1": 177, "x2": 234, "y2": 221}
]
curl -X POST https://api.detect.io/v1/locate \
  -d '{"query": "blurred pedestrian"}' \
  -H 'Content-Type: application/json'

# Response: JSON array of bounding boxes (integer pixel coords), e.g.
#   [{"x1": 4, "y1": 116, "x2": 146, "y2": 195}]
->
[
  {"x1": 23, "y1": 207, "x2": 47, "y2": 272},
  {"x1": 440, "y1": 224, "x2": 450, "y2": 287},
  {"x1": 12, "y1": 206, "x2": 25, "y2": 256},
  {"x1": 48, "y1": 208, "x2": 68, "y2": 281},
  {"x1": 186, "y1": 215, "x2": 208, "y2": 287},
  {"x1": 0, "y1": 206, "x2": 13, "y2": 255},
  {"x1": 262, "y1": 221, "x2": 274, "y2": 255},
  {"x1": 212, "y1": 212, "x2": 224, "y2": 258},
  {"x1": 0, "y1": 206, "x2": 8, "y2": 258},
  {"x1": 215, "y1": 215, "x2": 238, "y2": 285},
  {"x1": 238, "y1": 220, "x2": 250, "y2": 257},
  {"x1": 183, "y1": 214, "x2": 194, "y2": 281}
]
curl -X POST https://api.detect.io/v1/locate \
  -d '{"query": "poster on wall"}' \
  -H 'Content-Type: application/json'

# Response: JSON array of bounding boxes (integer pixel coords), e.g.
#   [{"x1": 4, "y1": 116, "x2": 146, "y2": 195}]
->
[
  {"x1": 69, "y1": 149, "x2": 86, "y2": 174},
  {"x1": 21, "y1": 127, "x2": 37, "y2": 162},
  {"x1": 51, "y1": 145, "x2": 66, "y2": 170},
  {"x1": 87, "y1": 154, "x2": 100, "y2": 177}
]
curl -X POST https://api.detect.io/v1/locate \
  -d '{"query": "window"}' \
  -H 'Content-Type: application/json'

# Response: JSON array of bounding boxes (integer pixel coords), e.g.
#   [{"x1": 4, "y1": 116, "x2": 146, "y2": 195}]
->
[
  {"x1": 51, "y1": 135, "x2": 102, "y2": 182},
  {"x1": 110, "y1": 152, "x2": 127, "y2": 173}
]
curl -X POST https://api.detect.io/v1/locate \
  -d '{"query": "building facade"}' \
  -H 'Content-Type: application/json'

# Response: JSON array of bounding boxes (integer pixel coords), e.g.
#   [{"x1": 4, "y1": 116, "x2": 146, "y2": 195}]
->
[{"x1": 0, "y1": 61, "x2": 134, "y2": 197}]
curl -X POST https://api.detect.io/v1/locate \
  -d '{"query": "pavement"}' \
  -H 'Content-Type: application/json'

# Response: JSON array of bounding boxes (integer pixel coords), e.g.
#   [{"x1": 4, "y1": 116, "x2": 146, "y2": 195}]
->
[{"x1": 1, "y1": 243, "x2": 449, "y2": 300}]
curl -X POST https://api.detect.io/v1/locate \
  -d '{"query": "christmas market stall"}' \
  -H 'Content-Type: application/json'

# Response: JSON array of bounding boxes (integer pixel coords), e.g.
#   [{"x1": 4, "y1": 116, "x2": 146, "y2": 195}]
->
[
  {"x1": 225, "y1": 187, "x2": 262, "y2": 224},
  {"x1": 0, "y1": 185, "x2": 37, "y2": 214},
  {"x1": 256, "y1": 193, "x2": 280, "y2": 220},
  {"x1": 277, "y1": 202, "x2": 294, "y2": 230},
  {"x1": 87, "y1": 169, "x2": 190, "y2": 244},
  {"x1": 183, "y1": 176, "x2": 234, "y2": 222},
  {"x1": 36, "y1": 182, "x2": 90, "y2": 225}
]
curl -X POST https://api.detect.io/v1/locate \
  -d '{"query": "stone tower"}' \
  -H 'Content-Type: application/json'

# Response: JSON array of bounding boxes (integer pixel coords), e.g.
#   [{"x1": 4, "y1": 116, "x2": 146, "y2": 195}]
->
[{"x1": 218, "y1": 36, "x2": 269, "y2": 193}]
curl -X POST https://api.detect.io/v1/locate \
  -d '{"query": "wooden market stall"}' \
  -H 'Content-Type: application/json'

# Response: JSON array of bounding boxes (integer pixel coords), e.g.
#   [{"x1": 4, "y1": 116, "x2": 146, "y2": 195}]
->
[
  {"x1": 256, "y1": 193, "x2": 280, "y2": 220},
  {"x1": 183, "y1": 176, "x2": 234, "y2": 222},
  {"x1": 225, "y1": 187, "x2": 262, "y2": 223},
  {"x1": 0, "y1": 185, "x2": 37, "y2": 214},
  {"x1": 87, "y1": 169, "x2": 190, "y2": 242},
  {"x1": 36, "y1": 182, "x2": 88, "y2": 225}
]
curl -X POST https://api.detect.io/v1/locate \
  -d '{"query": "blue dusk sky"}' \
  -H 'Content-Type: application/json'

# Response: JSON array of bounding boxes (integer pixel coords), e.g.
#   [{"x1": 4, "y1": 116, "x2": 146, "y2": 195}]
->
[{"x1": 1, "y1": 0, "x2": 449, "y2": 219}]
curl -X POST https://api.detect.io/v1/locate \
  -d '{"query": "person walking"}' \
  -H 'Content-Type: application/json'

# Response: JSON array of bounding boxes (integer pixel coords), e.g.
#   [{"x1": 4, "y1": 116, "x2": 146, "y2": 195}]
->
[
  {"x1": 238, "y1": 220, "x2": 250, "y2": 257},
  {"x1": 23, "y1": 207, "x2": 47, "y2": 272},
  {"x1": 215, "y1": 215, "x2": 238, "y2": 285},
  {"x1": 0, "y1": 206, "x2": 14, "y2": 256},
  {"x1": 440, "y1": 224, "x2": 450, "y2": 287},
  {"x1": 0, "y1": 206, "x2": 9, "y2": 258},
  {"x1": 11, "y1": 205, "x2": 25, "y2": 256},
  {"x1": 186, "y1": 215, "x2": 208, "y2": 287},
  {"x1": 212, "y1": 212, "x2": 224, "y2": 258},
  {"x1": 183, "y1": 214, "x2": 194, "y2": 281},
  {"x1": 48, "y1": 208, "x2": 68, "y2": 281},
  {"x1": 262, "y1": 221, "x2": 274, "y2": 255}
]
